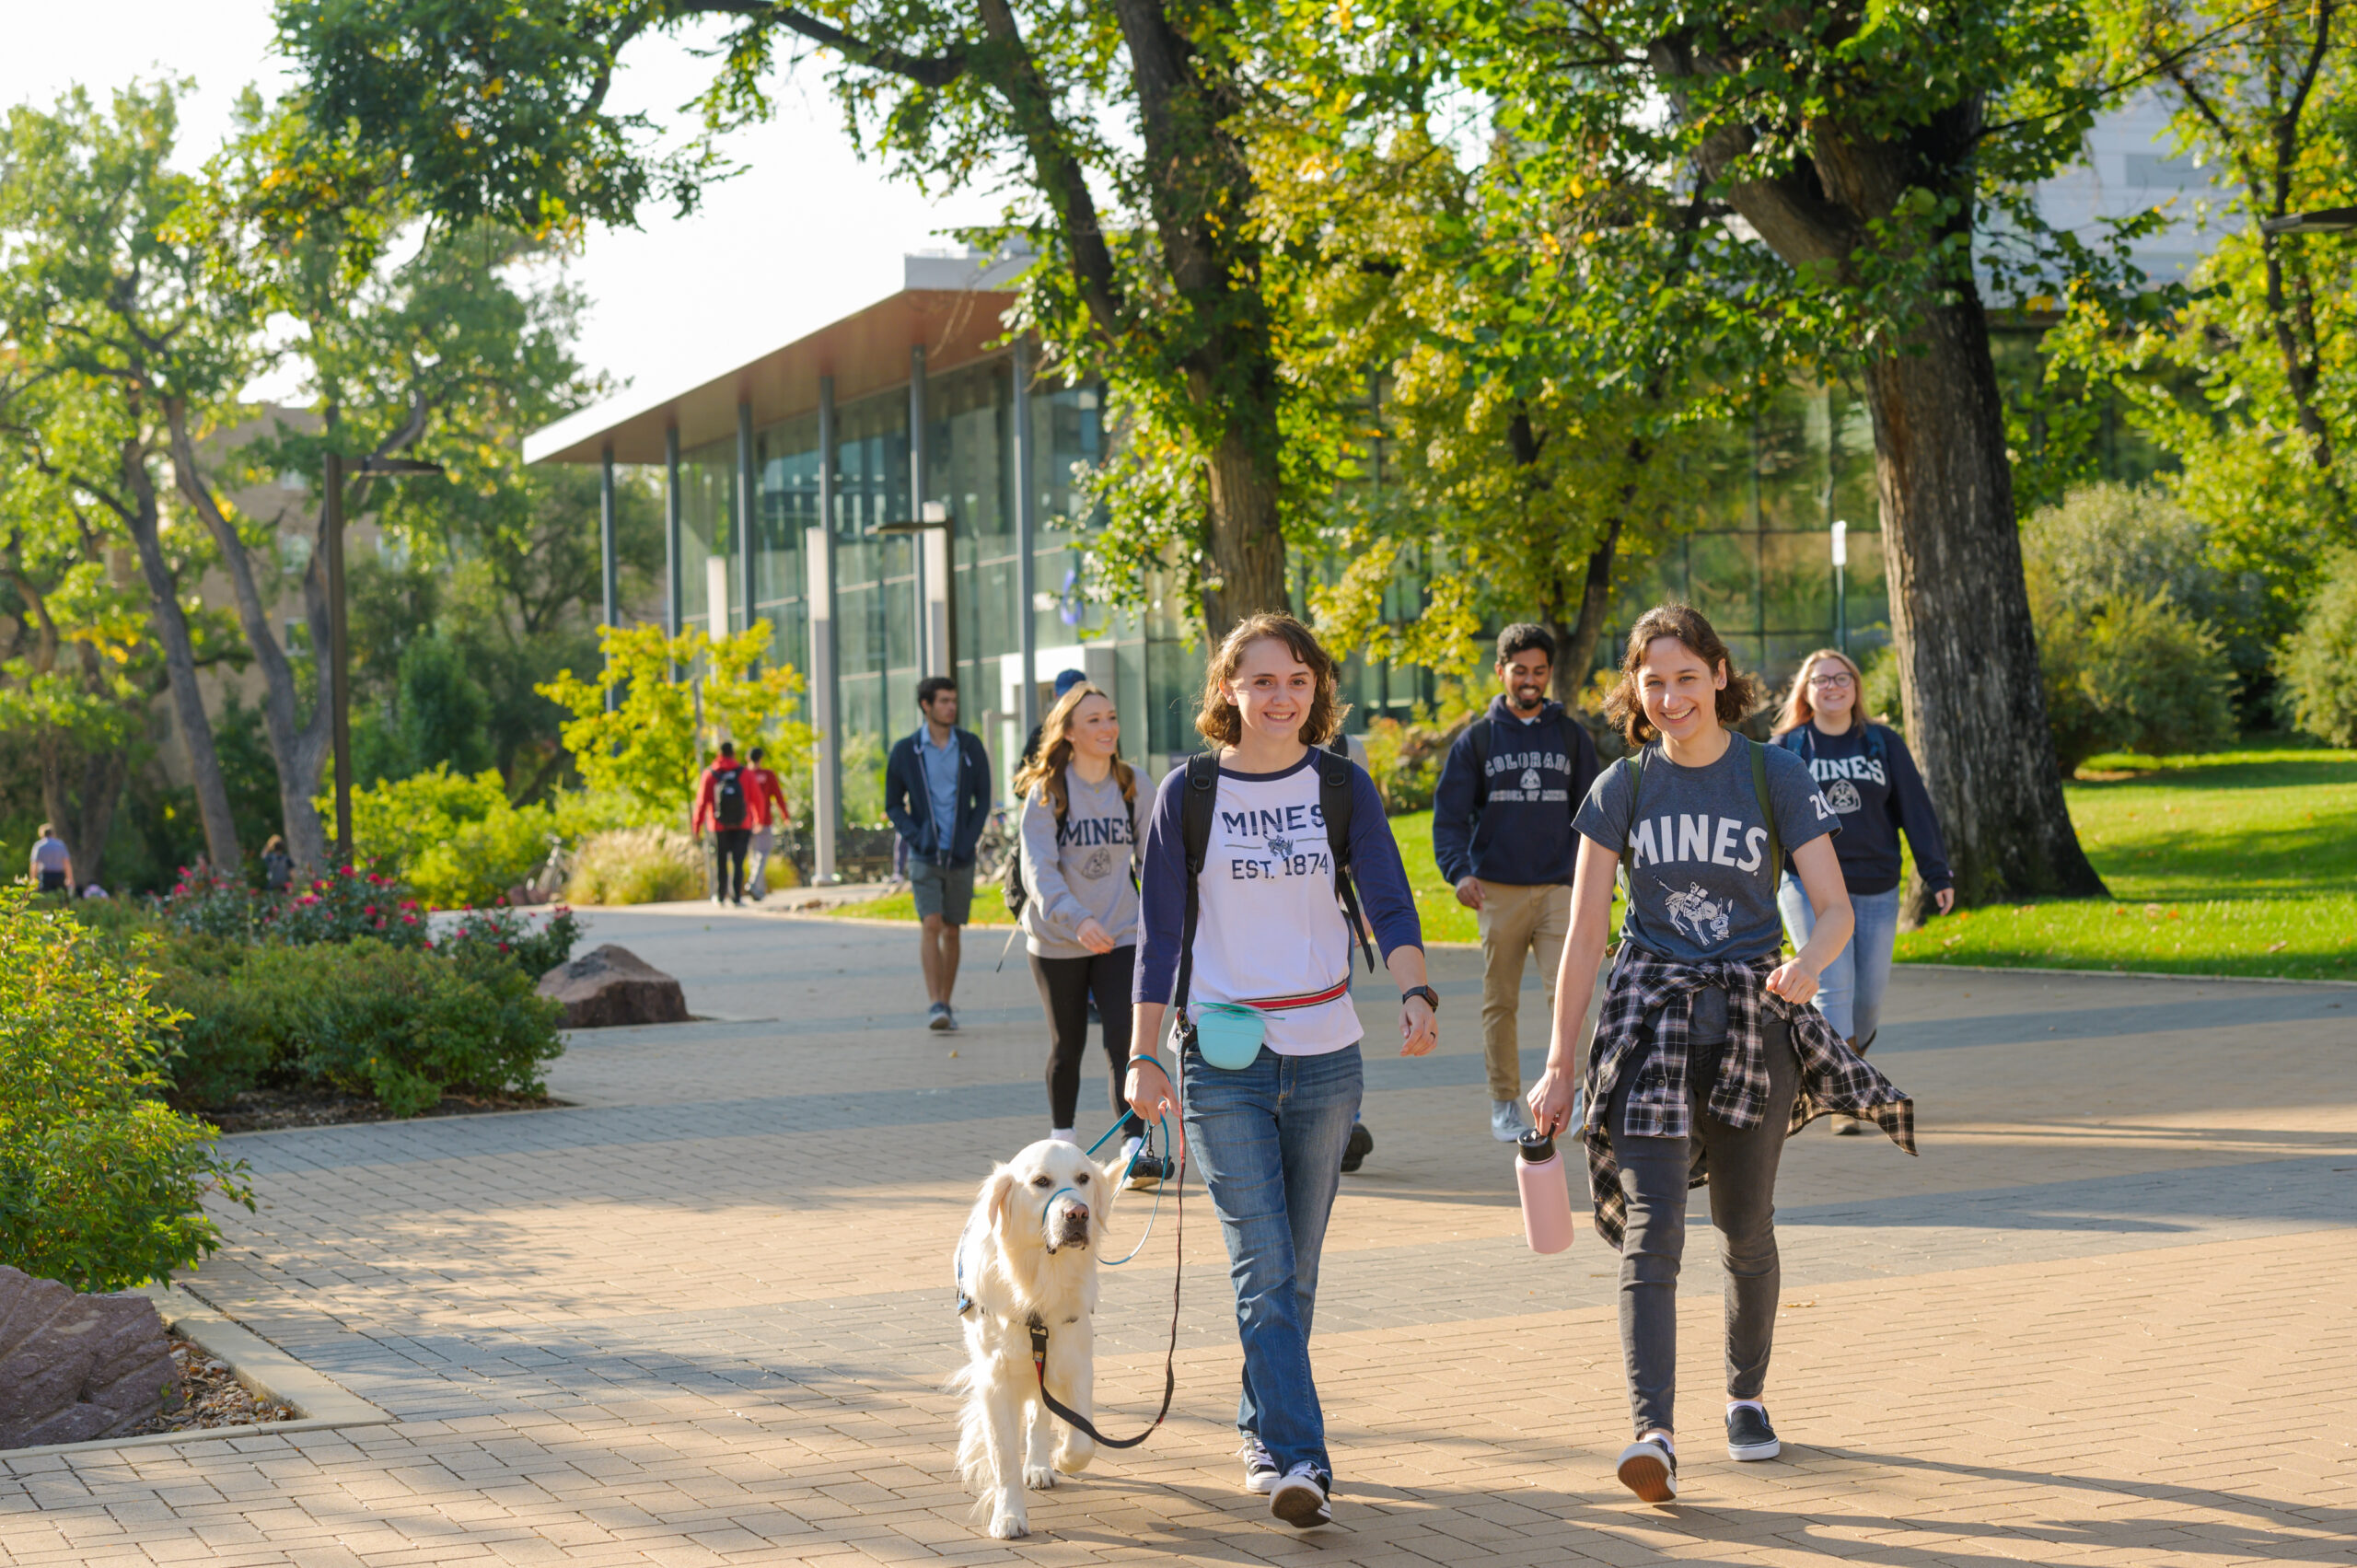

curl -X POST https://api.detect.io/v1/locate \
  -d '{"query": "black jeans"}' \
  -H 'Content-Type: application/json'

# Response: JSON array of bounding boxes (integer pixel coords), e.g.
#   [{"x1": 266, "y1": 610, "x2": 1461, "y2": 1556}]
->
[
  {"x1": 1608, "y1": 1014, "x2": 1798, "y2": 1440},
  {"x1": 1030, "y1": 945, "x2": 1140, "y2": 1136},
  {"x1": 713, "y1": 829, "x2": 752, "y2": 901}
]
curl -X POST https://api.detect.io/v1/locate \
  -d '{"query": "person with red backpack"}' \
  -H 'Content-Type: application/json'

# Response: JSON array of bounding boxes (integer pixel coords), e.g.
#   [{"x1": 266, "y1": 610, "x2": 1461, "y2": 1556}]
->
[{"x1": 693, "y1": 741, "x2": 755, "y2": 906}]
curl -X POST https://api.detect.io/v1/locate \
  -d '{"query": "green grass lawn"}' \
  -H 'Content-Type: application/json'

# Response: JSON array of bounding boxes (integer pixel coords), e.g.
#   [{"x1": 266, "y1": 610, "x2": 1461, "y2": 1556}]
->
[
  {"x1": 1892, "y1": 743, "x2": 2356, "y2": 982},
  {"x1": 836, "y1": 745, "x2": 2353, "y2": 981}
]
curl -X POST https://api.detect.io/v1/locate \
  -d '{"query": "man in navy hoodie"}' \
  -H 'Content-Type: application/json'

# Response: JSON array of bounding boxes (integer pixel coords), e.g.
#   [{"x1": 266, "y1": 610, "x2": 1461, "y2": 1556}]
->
[{"x1": 1432, "y1": 624, "x2": 1601, "y2": 1142}]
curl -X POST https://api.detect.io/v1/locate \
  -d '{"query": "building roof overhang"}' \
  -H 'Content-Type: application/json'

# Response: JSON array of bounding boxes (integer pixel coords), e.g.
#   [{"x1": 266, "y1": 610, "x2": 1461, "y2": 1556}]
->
[{"x1": 524, "y1": 284, "x2": 1019, "y2": 467}]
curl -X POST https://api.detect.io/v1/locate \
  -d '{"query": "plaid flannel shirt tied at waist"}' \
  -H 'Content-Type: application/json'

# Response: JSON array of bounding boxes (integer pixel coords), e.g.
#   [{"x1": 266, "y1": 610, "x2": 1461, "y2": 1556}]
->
[{"x1": 1577, "y1": 944, "x2": 1918, "y2": 1249}]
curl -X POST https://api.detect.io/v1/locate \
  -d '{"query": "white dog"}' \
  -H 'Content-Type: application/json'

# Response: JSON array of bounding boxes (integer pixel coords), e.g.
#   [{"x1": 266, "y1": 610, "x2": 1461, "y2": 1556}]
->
[{"x1": 949, "y1": 1138, "x2": 1120, "y2": 1539}]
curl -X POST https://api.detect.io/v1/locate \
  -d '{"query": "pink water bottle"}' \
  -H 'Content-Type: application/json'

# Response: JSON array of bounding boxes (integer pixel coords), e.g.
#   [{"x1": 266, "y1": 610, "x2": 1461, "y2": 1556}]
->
[{"x1": 1516, "y1": 1127, "x2": 1574, "y2": 1255}]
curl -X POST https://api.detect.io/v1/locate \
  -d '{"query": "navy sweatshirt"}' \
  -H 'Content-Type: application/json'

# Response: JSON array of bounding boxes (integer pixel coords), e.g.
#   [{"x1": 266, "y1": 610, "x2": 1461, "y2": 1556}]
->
[
  {"x1": 1775, "y1": 721, "x2": 1953, "y2": 895},
  {"x1": 1430, "y1": 696, "x2": 1602, "y2": 888}
]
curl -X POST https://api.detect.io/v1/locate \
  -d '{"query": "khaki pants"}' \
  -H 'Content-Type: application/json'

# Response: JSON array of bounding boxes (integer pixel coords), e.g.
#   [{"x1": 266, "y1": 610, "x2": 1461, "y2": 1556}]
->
[{"x1": 1475, "y1": 881, "x2": 1572, "y2": 1102}]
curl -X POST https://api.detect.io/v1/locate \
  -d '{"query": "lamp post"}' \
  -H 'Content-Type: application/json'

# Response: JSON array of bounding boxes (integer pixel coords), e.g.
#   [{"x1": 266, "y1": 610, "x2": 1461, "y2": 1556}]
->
[
  {"x1": 2259, "y1": 207, "x2": 2357, "y2": 237},
  {"x1": 323, "y1": 451, "x2": 447, "y2": 864},
  {"x1": 1830, "y1": 517, "x2": 1849, "y2": 655},
  {"x1": 878, "y1": 500, "x2": 957, "y2": 686}
]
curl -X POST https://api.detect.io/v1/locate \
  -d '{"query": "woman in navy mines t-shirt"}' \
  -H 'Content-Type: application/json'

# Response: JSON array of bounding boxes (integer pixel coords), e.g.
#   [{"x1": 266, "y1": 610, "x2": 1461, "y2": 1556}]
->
[
  {"x1": 1770, "y1": 648, "x2": 1954, "y2": 1062},
  {"x1": 1123, "y1": 612, "x2": 1434, "y2": 1533},
  {"x1": 1525, "y1": 603, "x2": 1916, "y2": 1505}
]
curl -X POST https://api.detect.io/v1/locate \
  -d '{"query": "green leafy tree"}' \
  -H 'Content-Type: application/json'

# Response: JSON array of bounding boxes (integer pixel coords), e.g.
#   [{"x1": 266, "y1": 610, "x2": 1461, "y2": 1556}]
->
[
  {"x1": 276, "y1": 0, "x2": 1401, "y2": 630},
  {"x1": 2276, "y1": 548, "x2": 2357, "y2": 746},
  {"x1": 1428, "y1": 0, "x2": 2162, "y2": 911},
  {"x1": 540, "y1": 623, "x2": 814, "y2": 822},
  {"x1": 0, "y1": 84, "x2": 255, "y2": 870}
]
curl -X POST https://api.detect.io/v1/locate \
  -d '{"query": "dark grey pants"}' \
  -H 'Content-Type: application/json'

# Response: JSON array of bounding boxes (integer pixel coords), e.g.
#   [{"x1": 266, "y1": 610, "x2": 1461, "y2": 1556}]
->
[{"x1": 1607, "y1": 1015, "x2": 1798, "y2": 1440}]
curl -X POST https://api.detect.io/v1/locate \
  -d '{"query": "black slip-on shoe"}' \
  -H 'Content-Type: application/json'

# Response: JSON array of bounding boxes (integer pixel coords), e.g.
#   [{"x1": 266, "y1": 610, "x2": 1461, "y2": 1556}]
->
[
  {"x1": 1340, "y1": 1121, "x2": 1373, "y2": 1173},
  {"x1": 1616, "y1": 1438, "x2": 1678, "y2": 1502},
  {"x1": 1725, "y1": 1404, "x2": 1781, "y2": 1461}
]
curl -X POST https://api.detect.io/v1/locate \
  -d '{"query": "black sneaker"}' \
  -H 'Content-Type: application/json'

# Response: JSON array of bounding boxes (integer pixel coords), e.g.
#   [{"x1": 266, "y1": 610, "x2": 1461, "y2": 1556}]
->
[
  {"x1": 1615, "y1": 1437, "x2": 1678, "y2": 1502},
  {"x1": 1123, "y1": 1152, "x2": 1172, "y2": 1191},
  {"x1": 1340, "y1": 1121, "x2": 1373, "y2": 1173},
  {"x1": 1725, "y1": 1403, "x2": 1780, "y2": 1460}
]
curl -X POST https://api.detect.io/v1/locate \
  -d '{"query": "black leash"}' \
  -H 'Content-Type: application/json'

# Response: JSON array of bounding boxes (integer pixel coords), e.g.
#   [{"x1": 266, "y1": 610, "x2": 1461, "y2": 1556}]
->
[{"x1": 1027, "y1": 1137, "x2": 1185, "y2": 1449}]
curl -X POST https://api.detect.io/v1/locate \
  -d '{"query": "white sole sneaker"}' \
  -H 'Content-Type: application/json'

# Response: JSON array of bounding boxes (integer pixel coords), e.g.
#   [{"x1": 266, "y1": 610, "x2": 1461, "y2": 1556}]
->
[
  {"x1": 1616, "y1": 1440, "x2": 1678, "y2": 1503},
  {"x1": 1269, "y1": 1473, "x2": 1331, "y2": 1527}
]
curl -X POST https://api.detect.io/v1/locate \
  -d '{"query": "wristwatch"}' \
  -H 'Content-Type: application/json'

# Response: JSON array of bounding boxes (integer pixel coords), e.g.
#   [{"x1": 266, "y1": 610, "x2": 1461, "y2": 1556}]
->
[{"x1": 1401, "y1": 984, "x2": 1440, "y2": 1013}]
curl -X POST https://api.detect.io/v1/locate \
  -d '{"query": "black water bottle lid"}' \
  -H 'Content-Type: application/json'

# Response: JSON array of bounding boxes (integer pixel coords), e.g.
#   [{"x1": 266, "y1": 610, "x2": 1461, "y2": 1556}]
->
[{"x1": 1517, "y1": 1126, "x2": 1555, "y2": 1164}]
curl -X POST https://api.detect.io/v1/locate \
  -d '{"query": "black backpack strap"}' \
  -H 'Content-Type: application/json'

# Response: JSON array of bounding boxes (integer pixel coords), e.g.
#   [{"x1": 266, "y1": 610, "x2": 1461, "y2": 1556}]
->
[
  {"x1": 1172, "y1": 752, "x2": 1221, "y2": 1023},
  {"x1": 1748, "y1": 736, "x2": 1781, "y2": 881},
  {"x1": 1317, "y1": 747, "x2": 1378, "y2": 975}
]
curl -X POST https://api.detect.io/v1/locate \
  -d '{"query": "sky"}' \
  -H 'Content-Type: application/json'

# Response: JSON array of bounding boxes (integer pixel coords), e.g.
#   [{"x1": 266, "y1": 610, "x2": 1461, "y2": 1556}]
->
[{"x1": 2, "y1": 0, "x2": 996, "y2": 413}]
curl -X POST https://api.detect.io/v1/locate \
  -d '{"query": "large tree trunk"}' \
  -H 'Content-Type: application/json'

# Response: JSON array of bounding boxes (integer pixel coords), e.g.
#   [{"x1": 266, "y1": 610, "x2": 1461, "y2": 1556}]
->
[
  {"x1": 118, "y1": 459, "x2": 242, "y2": 871},
  {"x1": 1865, "y1": 291, "x2": 2106, "y2": 917},
  {"x1": 1199, "y1": 419, "x2": 1290, "y2": 631},
  {"x1": 1560, "y1": 514, "x2": 1622, "y2": 706},
  {"x1": 168, "y1": 401, "x2": 334, "y2": 872}
]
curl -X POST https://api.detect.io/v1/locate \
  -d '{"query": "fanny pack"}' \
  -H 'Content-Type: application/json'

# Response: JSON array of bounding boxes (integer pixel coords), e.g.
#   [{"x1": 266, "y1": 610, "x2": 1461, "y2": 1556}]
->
[{"x1": 1188, "y1": 980, "x2": 1353, "y2": 1070}]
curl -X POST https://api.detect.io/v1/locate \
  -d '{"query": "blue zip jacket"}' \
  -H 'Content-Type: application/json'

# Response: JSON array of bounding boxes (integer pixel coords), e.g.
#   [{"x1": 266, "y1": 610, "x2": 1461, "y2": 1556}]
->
[
  {"x1": 1430, "y1": 696, "x2": 1602, "y2": 888},
  {"x1": 1775, "y1": 721, "x2": 1953, "y2": 895},
  {"x1": 886, "y1": 726, "x2": 993, "y2": 866}
]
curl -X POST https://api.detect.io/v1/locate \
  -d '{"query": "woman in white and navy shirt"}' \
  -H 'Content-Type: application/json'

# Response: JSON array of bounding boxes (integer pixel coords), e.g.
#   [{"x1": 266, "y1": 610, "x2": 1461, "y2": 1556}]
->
[{"x1": 1124, "y1": 612, "x2": 1434, "y2": 1532}]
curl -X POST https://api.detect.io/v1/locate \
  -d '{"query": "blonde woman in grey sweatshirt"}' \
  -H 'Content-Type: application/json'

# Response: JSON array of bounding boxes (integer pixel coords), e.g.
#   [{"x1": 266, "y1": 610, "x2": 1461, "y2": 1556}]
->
[{"x1": 1014, "y1": 681, "x2": 1161, "y2": 1182}]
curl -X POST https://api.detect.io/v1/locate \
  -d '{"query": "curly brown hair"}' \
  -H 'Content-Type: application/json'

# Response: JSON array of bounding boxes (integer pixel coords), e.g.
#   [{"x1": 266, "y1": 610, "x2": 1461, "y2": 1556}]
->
[
  {"x1": 1602, "y1": 603, "x2": 1764, "y2": 748},
  {"x1": 1194, "y1": 612, "x2": 1345, "y2": 749}
]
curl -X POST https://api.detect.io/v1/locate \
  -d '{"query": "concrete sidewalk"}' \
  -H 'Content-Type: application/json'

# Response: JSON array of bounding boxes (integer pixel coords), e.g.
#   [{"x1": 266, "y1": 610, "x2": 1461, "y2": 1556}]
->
[{"x1": 3, "y1": 909, "x2": 2351, "y2": 1566}]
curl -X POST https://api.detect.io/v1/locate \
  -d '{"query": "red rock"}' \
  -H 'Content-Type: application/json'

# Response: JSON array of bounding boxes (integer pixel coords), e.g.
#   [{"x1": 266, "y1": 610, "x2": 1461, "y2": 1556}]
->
[{"x1": 535, "y1": 945, "x2": 690, "y2": 1028}]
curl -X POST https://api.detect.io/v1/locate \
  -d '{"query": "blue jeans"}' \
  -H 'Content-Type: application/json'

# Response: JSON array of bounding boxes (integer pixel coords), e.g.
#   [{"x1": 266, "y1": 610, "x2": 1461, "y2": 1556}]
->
[
  {"x1": 1778, "y1": 876, "x2": 1899, "y2": 1043},
  {"x1": 1182, "y1": 1040, "x2": 1363, "y2": 1482}
]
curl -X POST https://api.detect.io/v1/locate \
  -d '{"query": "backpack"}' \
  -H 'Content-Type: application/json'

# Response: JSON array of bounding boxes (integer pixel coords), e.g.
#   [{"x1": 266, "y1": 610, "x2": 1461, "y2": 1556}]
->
[
  {"x1": 1777, "y1": 720, "x2": 1886, "y2": 771},
  {"x1": 1616, "y1": 736, "x2": 1781, "y2": 897},
  {"x1": 713, "y1": 766, "x2": 748, "y2": 830},
  {"x1": 1171, "y1": 739, "x2": 1376, "y2": 1026}
]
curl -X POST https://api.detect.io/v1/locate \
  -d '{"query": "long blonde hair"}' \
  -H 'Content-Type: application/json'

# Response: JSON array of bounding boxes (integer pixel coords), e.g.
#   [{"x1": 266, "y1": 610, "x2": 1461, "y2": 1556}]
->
[
  {"x1": 1013, "y1": 682, "x2": 1136, "y2": 819},
  {"x1": 1773, "y1": 647, "x2": 1879, "y2": 737}
]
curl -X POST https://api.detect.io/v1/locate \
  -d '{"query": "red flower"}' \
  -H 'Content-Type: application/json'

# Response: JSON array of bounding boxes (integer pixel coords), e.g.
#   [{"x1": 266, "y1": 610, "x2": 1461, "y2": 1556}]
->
[{"x1": 401, "y1": 913, "x2": 418, "y2": 923}]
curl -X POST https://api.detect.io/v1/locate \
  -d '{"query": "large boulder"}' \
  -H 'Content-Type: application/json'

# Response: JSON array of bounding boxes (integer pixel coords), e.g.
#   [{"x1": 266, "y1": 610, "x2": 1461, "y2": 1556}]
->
[
  {"x1": 0, "y1": 1265, "x2": 179, "y2": 1449},
  {"x1": 536, "y1": 944, "x2": 690, "y2": 1028}
]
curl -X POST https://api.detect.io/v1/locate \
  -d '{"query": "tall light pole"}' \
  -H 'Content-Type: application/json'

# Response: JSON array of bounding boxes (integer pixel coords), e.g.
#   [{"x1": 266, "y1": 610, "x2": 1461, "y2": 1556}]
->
[
  {"x1": 323, "y1": 451, "x2": 446, "y2": 864},
  {"x1": 879, "y1": 501, "x2": 957, "y2": 686},
  {"x1": 1830, "y1": 517, "x2": 1849, "y2": 655}
]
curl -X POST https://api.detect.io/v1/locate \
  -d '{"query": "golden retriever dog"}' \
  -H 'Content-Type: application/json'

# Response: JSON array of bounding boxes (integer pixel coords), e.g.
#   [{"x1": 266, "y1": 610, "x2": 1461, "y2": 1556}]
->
[{"x1": 949, "y1": 1137, "x2": 1119, "y2": 1539}]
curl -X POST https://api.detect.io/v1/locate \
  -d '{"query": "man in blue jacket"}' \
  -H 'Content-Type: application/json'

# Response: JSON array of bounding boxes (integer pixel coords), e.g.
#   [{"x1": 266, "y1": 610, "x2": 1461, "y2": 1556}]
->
[
  {"x1": 887, "y1": 676, "x2": 993, "y2": 1030},
  {"x1": 1431, "y1": 624, "x2": 1601, "y2": 1141}
]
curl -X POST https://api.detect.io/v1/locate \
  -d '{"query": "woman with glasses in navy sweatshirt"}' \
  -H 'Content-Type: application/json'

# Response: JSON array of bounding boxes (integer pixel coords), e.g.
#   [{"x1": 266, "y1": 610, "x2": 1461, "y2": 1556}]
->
[{"x1": 1770, "y1": 650, "x2": 1954, "y2": 1089}]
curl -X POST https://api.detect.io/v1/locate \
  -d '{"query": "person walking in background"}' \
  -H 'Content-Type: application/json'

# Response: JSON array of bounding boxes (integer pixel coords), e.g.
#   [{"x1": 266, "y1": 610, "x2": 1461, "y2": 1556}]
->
[
  {"x1": 693, "y1": 741, "x2": 755, "y2": 906},
  {"x1": 1433, "y1": 623, "x2": 1601, "y2": 1144},
  {"x1": 29, "y1": 824, "x2": 72, "y2": 896},
  {"x1": 887, "y1": 676, "x2": 993, "y2": 1031},
  {"x1": 1125, "y1": 612, "x2": 1437, "y2": 1530},
  {"x1": 261, "y1": 834, "x2": 294, "y2": 894},
  {"x1": 1771, "y1": 649, "x2": 1953, "y2": 1121},
  {"x1": 1012, "y1": 680, "x2": 1167, "y2": 1184},
  {"x1": 1526, "y1": 602, "x2": 1913, "y2": 1504},
  {"x1": 1019, "y1": 668, "x2": 1089, "y2": 768},
  {"x1": 742, "y1": 744, "x2": 792, "y2": 900}
]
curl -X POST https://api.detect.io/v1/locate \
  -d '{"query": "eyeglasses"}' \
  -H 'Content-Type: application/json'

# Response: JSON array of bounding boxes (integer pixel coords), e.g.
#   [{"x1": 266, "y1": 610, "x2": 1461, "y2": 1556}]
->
[{"x1": 1808, "y1": 672, "x2": 1855, "y2": 689}]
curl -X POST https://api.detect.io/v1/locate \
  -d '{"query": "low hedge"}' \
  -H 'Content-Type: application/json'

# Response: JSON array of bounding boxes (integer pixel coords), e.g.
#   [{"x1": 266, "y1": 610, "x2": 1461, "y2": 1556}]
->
[{"x1": 0, "y1": 889, "x2": 252, "y2": 1292}]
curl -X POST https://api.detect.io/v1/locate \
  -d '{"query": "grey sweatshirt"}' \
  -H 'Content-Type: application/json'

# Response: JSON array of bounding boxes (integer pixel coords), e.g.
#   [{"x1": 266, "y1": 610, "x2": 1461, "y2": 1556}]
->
[{"x1": 1017, "y1": 765, "x2": 1151, "y2": 958}]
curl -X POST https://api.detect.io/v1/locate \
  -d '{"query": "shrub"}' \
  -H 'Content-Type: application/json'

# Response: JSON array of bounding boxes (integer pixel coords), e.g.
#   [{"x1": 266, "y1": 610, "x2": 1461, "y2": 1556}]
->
[
  {"x1": 2037, "y1": 591, "x2": 2238, "y2": 773},
  {"x1": 0, "y1": 889, "x2": 252, "y2": 1292},
  {"x1": 157, "y1": 940, "x2": 566, "y2": 1116},
  {"x1": 437, "y1": 903, "x2": 584, "y2": 976},
  {"x1": 344, "y1": 766, "x2": 559, "y2": 910},
  {"x1": 2023, "y1": 482, "x2": 2275, "y2": 680},
  {"x1": 565, "y1": 826, "x2": 705, "y2": 905},
  {"x1": 2276, "y1": 550, "x2": 2357, "y2": 747},
  {"x1": 1361, "y1": 716, "x2": 1456, "y2": 814},
  {"x1": 157, "y1": 861, "x2": 429, "y2": 947}
]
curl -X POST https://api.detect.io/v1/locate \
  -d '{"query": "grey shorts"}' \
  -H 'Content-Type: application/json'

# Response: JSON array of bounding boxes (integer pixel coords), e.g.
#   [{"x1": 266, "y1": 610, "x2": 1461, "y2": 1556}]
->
[{"x1": 909, "y1": 856, "x2": 975, "y2": 924}]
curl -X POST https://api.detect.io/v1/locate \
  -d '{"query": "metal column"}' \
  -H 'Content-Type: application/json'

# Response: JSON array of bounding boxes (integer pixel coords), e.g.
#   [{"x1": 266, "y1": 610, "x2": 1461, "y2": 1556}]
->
[
  {"x1": 599, "y1": 444, "x2": 619, "y2": 711},
  {"x1": 1012, "y1": 342, "x2": 1039, "y2": 736},
  {"x1": 810, "y1": 376, "x2": 842, "y2": 883},
  {"x1": 736, "y1": 401, "x2": 758, "y2": 652},
  {"x1": 664, "y1": 425, "x2": 683, "y2": 640}
]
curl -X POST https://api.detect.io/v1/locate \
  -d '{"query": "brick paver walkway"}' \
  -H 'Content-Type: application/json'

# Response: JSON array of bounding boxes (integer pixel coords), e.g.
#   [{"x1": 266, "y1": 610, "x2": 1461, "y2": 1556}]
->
[{"x1": 5, "y1": 908, "x2": 2352, "y2": 1566}]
